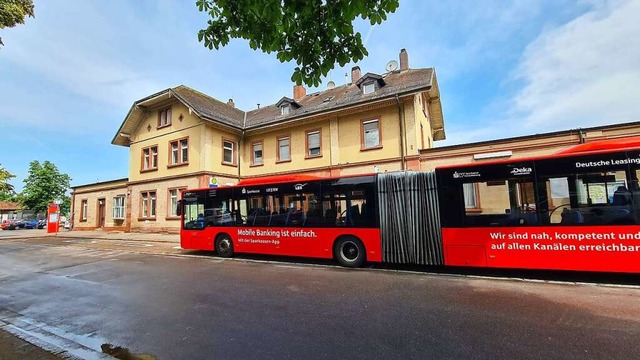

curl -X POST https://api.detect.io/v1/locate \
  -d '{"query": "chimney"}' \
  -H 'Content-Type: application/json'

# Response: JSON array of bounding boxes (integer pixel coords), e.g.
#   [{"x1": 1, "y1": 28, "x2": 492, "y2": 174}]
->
[
  {"x1": 351, "y1": 66, "x2": 361, "y2": 84},
  {"x1": 227, "y1": 98, "x2": 235, "y2": 108},
  {"x1": 293, "y1": 85, "x2": 306, "y2": 101},
  {"x1": 399, "y1": 48, "x2": 409, "y2": 70}
]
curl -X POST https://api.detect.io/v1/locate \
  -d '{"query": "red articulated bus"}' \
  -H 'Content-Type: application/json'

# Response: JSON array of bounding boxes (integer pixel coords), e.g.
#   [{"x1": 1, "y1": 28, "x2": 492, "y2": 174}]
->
[
  {"x1": 179, "y1": 136, "x2": 640, "y2": 273},
  {"x1": 179, "y1": 174, "x2": 380, "y2": 267}
]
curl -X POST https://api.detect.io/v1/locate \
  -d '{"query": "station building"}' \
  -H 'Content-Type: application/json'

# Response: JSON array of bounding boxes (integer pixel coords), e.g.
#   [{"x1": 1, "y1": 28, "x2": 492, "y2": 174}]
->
[
  {"x1": 71, "y1": 49, "x2": 446, "y2": 232},
  {"x1": 70, "y1": 48, "x2": 640, "y2": 233}
]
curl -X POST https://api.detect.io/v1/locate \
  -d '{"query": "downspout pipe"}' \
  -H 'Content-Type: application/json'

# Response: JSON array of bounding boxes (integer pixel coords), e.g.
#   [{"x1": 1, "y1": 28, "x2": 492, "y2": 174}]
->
[
  {"x1": 578, "y1": 128, "x2": 586, "y2": 144},
  {"x1": 239, "y1": 113, "x2": 247, "y2": 181},
  {"x1": 395, "y1": 94, "x2": 406, "y2": 171}
]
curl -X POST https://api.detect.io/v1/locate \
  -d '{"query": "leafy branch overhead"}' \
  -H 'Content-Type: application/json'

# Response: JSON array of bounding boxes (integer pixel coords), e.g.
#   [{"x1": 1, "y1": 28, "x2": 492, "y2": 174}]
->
[
  {"x1": 0, "y1": 0, "x2": 35, "y2": 46},
  {"x1": 196, "y1": 0, "x2": 399, "y2": 87}
]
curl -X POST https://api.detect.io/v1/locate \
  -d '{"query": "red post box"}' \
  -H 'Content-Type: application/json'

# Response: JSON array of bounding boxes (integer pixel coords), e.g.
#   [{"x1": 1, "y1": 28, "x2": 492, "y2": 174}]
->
[{"x1": 47, "y1": 202, "x2": 60, "y2": 233}]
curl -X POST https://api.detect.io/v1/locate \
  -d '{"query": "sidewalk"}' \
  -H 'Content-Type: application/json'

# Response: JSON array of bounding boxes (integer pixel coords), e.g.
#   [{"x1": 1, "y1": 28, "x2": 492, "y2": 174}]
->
[{"x1": 1, "y1": 228, "x2": 180, "y2": 243}]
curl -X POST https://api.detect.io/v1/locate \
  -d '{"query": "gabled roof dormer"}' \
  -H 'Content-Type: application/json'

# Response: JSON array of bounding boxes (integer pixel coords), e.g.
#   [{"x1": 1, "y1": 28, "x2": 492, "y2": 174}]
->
[
  {"x1": 355, "y1": 73, "x2": 386, "y2": 95},
  {"x1": 275, "y1": 97, "x2": 301, "y2": 116}
]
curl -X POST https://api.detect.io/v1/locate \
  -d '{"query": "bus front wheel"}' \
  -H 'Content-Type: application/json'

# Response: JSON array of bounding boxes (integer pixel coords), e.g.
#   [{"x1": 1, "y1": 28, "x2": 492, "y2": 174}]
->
[
  {"x1": 334, "y1": 236, "x2": 366, "y2": 268},
  {"x1": 215, "y1": 234, "x2": 234, "y2": 258}
]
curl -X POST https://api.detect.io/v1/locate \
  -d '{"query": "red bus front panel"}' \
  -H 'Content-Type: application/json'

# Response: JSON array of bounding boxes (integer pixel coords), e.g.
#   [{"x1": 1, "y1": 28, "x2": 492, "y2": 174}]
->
[
  {"x1": 181, "y1": 227, "x2": 383, "y2": 263},
  {"x1": 442, "y1": 226, "x2": 640, "y2": 273}
]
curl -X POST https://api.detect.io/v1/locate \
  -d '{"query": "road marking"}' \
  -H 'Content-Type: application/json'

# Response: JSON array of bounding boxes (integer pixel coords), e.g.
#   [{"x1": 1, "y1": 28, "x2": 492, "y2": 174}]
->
[
  {"x1": 62, "y1": 240, "x2": 97, "y2": 244},
  {"x1": 0, "y1": 310, "x2": 110, "y2": 359},
  {"x1": 116, "y1": 242, "x2": 154, "y2": 248}
]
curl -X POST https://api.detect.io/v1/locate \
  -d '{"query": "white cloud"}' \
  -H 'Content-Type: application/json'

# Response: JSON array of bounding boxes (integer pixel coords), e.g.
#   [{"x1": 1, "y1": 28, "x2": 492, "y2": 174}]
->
[{"x1": 511, "y1": 0, "x2": 640, "y2": 132}]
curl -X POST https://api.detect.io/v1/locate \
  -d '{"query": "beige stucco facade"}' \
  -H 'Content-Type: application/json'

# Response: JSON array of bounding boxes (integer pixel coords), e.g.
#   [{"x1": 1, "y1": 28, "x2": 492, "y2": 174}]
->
[
  {"x1": 69, "y1": 48, "x2": 640, "y2": 234},
  {"x1": 71, "y1": 62, "x2": 443, "y2": 233}
]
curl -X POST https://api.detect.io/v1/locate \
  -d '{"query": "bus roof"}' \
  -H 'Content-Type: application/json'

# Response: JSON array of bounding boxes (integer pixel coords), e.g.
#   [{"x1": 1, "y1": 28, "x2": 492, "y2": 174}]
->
[
  {"x1": 183, "y1": 172, "x2": 378, "y2": 193},
  {"x1": 237, "y1": 174, "x2": 322, "y2": 186},
  {"x1": 553, "y1": 136, "x2": 640, "y2": 155},
  {"x1": 436, "y1": 136, "x2": 640, "y2": 170}
]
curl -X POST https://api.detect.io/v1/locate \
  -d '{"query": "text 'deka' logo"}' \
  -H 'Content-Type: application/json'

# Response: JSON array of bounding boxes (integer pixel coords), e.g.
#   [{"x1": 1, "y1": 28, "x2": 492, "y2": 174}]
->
[{"x1": 510, "y1": 167, "x2": 532, "y2": 176}]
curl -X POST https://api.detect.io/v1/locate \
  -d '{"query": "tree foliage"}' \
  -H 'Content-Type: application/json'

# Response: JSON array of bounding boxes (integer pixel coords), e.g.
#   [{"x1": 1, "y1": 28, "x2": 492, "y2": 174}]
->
[
  {"x1": 0, "y1": 164, "x2": 16, "y2": 200},
  {"x1": 21, "y1": 160, "x2": 72, "y2": 215},
  {"x1": 0, "y1": 0, "x2": 35, "y2": 46},
  {"x1": 196, "y1": 0, "x2": 399, "y2": 87}
]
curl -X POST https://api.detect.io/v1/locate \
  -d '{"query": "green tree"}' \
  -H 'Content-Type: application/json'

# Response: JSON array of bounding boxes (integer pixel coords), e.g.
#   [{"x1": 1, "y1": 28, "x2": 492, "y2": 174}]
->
[
  {"x1": 21, "y1": 160, "x2": 72, "y2": 215},
  {"x1": 0, "y1": 0, "x2": 35, "y2": 46},
  {"x1": 0, "y1": 164, "x2": 16, "y2": 200},
  {"x1": 196, "y1": 0, "x2": 399, "y2": 87}
]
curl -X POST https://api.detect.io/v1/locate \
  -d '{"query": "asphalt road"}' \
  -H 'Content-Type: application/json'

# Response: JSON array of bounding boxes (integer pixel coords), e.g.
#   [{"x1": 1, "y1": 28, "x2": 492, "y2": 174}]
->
[{"x1": 1, "y1": 236, "x2": 639, "y2": 359}]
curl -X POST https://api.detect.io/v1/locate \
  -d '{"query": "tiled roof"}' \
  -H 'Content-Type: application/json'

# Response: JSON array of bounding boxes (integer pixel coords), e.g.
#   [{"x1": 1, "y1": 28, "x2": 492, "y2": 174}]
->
[
  {"x1": 172, "y1": 86, "x2": 245, "y2": 129},
  {"x1": 113, "y1": 67, "x2": 437, "y2": 145},
  {"x1": 244, "y1": 68, "x2": 434, "y2": 129},
  {"x1": 0, "y1": 201, "x2": 22, "y2": 211}
]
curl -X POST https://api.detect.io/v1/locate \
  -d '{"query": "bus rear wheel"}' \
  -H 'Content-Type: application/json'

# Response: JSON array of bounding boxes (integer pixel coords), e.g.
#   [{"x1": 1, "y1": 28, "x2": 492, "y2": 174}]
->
[
  {"x1": 215, "y1": 234, "x2": 234, "y2": 258},
  {"x1": 334, "y1": 237, "x2": 366, "y2": 268}
]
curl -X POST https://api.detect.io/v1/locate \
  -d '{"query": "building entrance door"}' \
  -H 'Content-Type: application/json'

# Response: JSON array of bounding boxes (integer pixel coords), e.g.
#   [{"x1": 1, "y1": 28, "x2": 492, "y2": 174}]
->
[{"x1": 98, "y1": 199, "x2": 105, "y2": 228}]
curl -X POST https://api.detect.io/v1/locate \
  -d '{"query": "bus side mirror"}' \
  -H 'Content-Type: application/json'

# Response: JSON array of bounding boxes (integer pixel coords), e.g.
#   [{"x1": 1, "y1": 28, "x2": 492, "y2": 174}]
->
[{"x1": 176, "y1": 200, "x2": 182, "y2": 216}]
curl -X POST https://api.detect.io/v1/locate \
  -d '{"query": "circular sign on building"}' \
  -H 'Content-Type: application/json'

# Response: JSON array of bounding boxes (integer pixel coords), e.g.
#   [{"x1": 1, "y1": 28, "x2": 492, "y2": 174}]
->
[{"x1": 210, "y1": 177, "x2": 218, "y2": 188}]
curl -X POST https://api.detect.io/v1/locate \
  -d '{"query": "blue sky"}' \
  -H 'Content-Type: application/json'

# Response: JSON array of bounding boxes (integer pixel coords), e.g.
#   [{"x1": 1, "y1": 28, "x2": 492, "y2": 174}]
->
[{"x1": 1, "y1": 0, "x2": 639, "y2": 192}]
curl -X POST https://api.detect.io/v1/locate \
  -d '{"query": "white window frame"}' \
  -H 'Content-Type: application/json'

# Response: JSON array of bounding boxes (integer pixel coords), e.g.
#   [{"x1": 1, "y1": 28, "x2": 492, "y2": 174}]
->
[
  {"x1": 141, "y1": 191, "x2": 156, "y2": 218},
  {"x1": 363, "y1": 119, "x2": 380, "y2": 148},
  {"x1": 278, "y1": 136, "x2": 290, "y2": 161},
  {"x1": 281, "y1": 104, "x2": 290, "y2": 115},
  {"x1": 112, "y1": 195, "x2": 125, "y2": 220},
  {"x1": 169, "y1": 189, "x2": 179, "y2": 217},
  {"x1": 223, "y1": 140, "x2": 235, "y2": 164},
  {"x1": 363, "y1": 82, "x2": 375, "y2": 94},
  {"x1": 180, "y1": 139, "x2": 188, "y2": 163},
  {"x1": 142, "y1": 146, "x2": 158, "y2": 170},
  {"x1": 159, "y1": 107, "x2": 172, "y2": 127},
  {"x1": 171, "y1": 142, "x2": 179, "y2": 164},
  {"x1": 307, "y1": 130, "x2": 321, "y2": 157},
  {"x1": 463, "y1": 183, "x2": 478, "y2": 209},
  {"x1": 252, "y1": 142, "x2": 263, "y2": 165},
  {"x1": 81, "y1": 199, "x2": 88, "y2": 220}
]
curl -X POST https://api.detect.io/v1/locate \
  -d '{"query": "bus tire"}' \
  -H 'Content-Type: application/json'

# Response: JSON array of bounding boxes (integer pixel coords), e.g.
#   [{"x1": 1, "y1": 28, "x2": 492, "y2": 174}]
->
[
  {"x1": 215, "y1": 234, "x2": 234, "y2": 258},
  {"x1": 334, "y1": 236, "x2": 366, "y2": 268}
]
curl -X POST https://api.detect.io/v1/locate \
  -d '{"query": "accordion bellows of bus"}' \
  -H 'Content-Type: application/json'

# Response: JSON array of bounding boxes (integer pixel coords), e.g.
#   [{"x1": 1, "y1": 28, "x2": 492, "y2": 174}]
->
[{"x1": 178, "y1": 136, "x2": 640, "y2": 273}]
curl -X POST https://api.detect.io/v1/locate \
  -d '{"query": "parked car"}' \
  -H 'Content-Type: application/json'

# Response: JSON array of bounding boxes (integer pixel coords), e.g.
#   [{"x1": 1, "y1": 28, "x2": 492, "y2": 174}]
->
[
  {"x1": 24, "y1": 219, "x2": 40, "y2": 229},
  {"x1": 1, "y1": 219, "x2": 24, "y2": 230},
  {"x1": 37, "y1": 219, "x2": 47, "y2": 229},
  {"x1": 1, "y1": 220, "x2": 13, "y2": 230}
]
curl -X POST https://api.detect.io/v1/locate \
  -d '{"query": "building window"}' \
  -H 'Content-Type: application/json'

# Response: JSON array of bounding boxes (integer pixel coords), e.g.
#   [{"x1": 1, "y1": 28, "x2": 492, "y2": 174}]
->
[
  {"x1": 277, "y1": 135, "x2": 290, "y2": 162},
  {"x1": 81, "y1": 199, "x2": 88, "y2": 221},
  {"x1": 363, "y1": 82, "x2": 375, "y2": 94},
  {"x1": 141, "y1": 191, "x2": 156, "y2": 218},
  {"x1": 362, "y1": 119, "x2": 381, "y2": 149},
  {"x1": 158, "y1": 107, "x2": 172, "y2": 128},
  {"x1": 169, "y1": 137, "x2": 189, "y2": 166},
  {"x1": 281, "y1": 104, "x2": 290, "y2": 115},
  {"x1": 252, "y1": 141, "x2": 263, "y2": 166},
  {"x1": 112, "y1": 195, "x2": 125, "y2": 220},
  {"x1": 463, "y1": 183, "x2": 478, "y2": 209},
  {"x1": 168, "y1": 188, "x2": 183, "y2": 217},
  {"x1": 306, "y1": 129, "x2": 321, "y2": 158},
  {"x1": 142, "y1": 145, "x2": 158, "y2": 171},
  {"x1": 223, "y1": 139, "x2": 235, "y2": 165}
]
